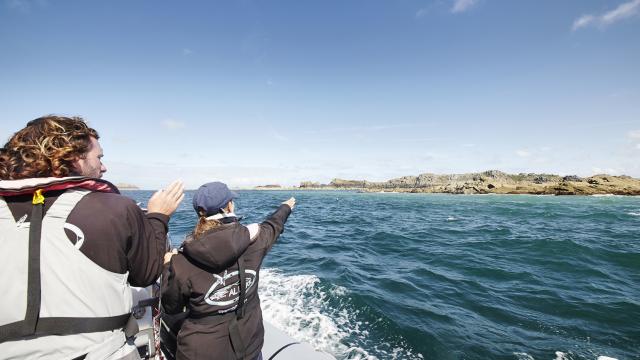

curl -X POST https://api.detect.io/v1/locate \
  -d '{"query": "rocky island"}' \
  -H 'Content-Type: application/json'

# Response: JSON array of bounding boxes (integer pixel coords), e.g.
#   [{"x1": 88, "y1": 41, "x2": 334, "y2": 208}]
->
[
  {"x1": 255, "y1": 184, "x2": 282, "y2": 189},
  {"x1": 115, "y1": 183, "x2": 140, "y2": 190},
  {"x1": 298, "y1": 170, "x2": 640, "y2": 195}
]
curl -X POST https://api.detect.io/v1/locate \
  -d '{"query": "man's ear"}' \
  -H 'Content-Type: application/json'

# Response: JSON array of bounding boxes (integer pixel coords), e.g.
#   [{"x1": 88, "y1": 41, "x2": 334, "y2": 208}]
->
[{"x1": 69, "y1": 157, "x2": 82, "y2": 176}]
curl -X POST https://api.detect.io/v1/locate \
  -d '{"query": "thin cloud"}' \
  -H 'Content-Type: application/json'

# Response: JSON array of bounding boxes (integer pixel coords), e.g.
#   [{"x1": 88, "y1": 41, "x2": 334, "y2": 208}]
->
[
  {"x1": 516, "y1": 150, "x2": 531, "y2": 157},
  {"x1": 628, "y1": 130, "x2": 640, "y2": 139},
  {"x1": 162, "y1": 119, "x2": 186, "y2": 130},
  {"x1": 302, "y1": 123, "x2": 430, "y2": 136},
  {"x1": 270, "y1": 130, "x2": 288, "y2": 142},
  {"x1": 572, "y1": 0, "x2": 640, "y2": 31},
  {"x1": 591, "y1": 167, "x2": 620, "y2": 175},
  {"x1": 5, "y1": 0, "x2": 45, "y2": 12},
  {"x1": 5, "y1": 0, "x2": 29, "y2": 10},
  {"x1": 572, "y1": 15, "x2": 596, "y2": 30},
  {"x1": 182, "y1": 48, "x2": 193, "y2": 56},
  {"x1": 416, "y1": 8, "x2": 429, "y2": 18},
  {"x1": 451, "y1": 0, "x2": 478, "y2": 14}
]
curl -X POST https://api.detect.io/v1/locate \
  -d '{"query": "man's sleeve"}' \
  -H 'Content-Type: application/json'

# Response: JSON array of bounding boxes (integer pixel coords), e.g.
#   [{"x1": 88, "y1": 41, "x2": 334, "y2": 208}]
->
[
  {"x1": 258, "y1": 204, "x2": 292, "y2": 254},
  {"x1": 125, "y1": 200, "x2": 170, "y2": 287}
]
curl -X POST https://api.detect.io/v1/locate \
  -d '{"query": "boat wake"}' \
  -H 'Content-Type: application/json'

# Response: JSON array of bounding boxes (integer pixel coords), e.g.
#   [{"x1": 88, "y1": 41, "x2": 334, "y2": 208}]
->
[
  {"x1": 514, "y1": 351, "x2": 619, "y2": 360},
  {"x1": 259, "y1": 268, "x2": 422, "y2": 360}
]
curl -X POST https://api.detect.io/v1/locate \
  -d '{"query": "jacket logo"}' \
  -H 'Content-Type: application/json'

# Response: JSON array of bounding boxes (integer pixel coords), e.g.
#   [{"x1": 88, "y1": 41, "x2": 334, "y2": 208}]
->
[{"x1": 204, "y1": 269, "x2": 257, "y2": 307}]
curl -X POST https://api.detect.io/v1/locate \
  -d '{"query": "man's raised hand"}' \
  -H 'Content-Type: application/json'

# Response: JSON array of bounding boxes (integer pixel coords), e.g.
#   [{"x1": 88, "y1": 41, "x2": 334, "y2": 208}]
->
[{"x1": 148, "y1": 180, "x2": 185, "y2": 216}]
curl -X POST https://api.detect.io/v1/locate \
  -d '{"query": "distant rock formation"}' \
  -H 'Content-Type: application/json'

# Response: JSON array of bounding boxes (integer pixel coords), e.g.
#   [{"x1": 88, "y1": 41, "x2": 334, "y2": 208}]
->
[
  {"x1": 115, "y1": 183, "x2": 140, "y2": 190},
  {"x1": 255, "y1": 184, "x2": 282, "y2": 189},
  {"x1": 299, "y1": 171, "x2": 640, "y2": 195}
]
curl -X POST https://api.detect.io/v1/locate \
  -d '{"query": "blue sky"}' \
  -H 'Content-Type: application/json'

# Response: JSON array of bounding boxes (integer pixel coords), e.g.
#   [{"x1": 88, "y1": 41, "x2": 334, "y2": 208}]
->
[{"x1": 1, "y1": 0, "x2": 639, "y2": 189}]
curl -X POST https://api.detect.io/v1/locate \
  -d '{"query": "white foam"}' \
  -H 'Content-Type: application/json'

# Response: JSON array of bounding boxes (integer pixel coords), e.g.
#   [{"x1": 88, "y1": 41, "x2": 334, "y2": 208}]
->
[
  {"x1": 446, "y1": 216, "x2": 457, "y2": 221},
  {"x1": 259, "y1": 268, "x2": 422, "y2": 359},
  {"x1": 331, "y1": 285, "x2": 349, "y2": 296},
  {"x1": 513, "y1": 352, "x2": 534, "y2": 360},
  {"x1": 628, "y1": 212, "x2": 640, "y2": 216},
  {"x1": 259, "y1": 269, "x2": 346, "y2": 356},
  {"x1": 513, "y1": 351, "x2": 619, "y2": 360}
]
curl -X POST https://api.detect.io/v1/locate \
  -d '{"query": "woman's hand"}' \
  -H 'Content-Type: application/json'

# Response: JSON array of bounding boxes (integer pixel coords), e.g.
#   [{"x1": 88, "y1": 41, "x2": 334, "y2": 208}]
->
[
  {"x1": 148, "y1": 180, "x2": 185, "y2": 216},
  {"x1": 282, "y1": 197, "x2": 296, "y2": 210},
  {"x1": 164, "y1": 249, "x2": 178, "y2": 265}
]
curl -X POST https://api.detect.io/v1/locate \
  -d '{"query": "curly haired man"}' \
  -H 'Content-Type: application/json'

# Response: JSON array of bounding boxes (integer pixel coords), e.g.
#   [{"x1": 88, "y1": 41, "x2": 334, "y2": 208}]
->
[{"x1": 0, "y1": 116, "x2": 187, "y2": 359}]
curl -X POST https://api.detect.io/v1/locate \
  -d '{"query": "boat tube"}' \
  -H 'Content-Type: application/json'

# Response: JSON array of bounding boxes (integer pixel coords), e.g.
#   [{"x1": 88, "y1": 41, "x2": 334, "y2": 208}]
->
[{"x1": 131, "y1": 287, "x2": 335, "y2": 359}]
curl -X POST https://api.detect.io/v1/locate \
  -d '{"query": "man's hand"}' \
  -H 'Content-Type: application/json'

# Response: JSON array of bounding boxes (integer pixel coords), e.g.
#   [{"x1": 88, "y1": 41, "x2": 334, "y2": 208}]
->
[
  {"x1": 282, "y1": 197, "x2": 296, "y2": 210},
  {"x1": 148, "y1": 180, "x2": 185, "y2": 216}
]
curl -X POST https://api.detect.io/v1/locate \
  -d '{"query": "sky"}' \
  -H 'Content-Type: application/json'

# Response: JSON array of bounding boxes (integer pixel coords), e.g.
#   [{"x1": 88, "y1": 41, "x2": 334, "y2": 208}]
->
[{"x1": 1, "y1": 0, "x2": 639, "y2": 189}]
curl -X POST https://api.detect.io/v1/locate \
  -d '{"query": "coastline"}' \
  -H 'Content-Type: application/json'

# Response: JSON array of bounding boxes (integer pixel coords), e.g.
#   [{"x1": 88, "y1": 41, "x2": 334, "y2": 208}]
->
[
  {"x1": 250, "y1": 187, "x2": 640, "y2": 196},
  {"x1": 253, "y1": 170, "x2": 640, "y2": 196}
]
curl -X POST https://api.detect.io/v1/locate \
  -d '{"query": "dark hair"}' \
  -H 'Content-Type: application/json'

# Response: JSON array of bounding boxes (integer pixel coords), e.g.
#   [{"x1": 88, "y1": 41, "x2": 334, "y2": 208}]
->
[{"x1": 0, "y1": 115, "x2": 99, "y2": 180}]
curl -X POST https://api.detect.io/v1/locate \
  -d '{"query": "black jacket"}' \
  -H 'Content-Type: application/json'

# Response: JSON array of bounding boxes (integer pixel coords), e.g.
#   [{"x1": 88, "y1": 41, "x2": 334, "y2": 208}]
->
[{"x1": 161, "y1": 204, "x2": 292, "y2": 360}]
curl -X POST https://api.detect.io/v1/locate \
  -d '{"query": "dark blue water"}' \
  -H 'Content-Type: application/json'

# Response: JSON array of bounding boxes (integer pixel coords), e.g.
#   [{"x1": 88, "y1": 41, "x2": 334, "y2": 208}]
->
[{"x1": 124, "y1": 190, "x2": 640, "y2": 360}]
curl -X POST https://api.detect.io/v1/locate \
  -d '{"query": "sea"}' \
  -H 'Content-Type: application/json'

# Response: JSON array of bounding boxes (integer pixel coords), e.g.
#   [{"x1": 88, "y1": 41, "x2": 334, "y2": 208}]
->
[{"x1": 123, "y1": 190, "x2": 640, "y2": 360}]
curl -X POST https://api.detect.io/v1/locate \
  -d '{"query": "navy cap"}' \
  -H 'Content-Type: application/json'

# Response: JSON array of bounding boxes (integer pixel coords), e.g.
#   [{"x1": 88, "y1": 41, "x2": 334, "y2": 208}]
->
[{"x1": 192, "y1": 182, "x2": 238, "y2": 216}]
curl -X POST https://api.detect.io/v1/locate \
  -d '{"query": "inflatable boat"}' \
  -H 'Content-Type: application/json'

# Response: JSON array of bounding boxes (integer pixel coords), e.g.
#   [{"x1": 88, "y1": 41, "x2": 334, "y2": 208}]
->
[{"x1": 132, "y1": 286, "x2": 336, "y2": 360}]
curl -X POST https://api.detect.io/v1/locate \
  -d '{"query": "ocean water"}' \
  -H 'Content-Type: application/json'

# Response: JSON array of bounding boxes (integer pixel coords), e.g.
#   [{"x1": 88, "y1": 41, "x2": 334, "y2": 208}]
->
[{"x1": 124, "y1": 190, "x2": 640, "y2": 360}]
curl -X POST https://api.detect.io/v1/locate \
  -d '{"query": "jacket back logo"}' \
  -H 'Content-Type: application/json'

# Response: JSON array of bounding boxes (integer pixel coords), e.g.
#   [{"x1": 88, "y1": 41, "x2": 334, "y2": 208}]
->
[{"x1": 204, "y1": 269, "x2": 257, "y2": 307}]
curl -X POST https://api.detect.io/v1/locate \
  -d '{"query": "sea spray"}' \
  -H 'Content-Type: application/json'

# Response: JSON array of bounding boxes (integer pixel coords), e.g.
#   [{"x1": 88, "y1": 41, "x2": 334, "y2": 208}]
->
[
  {"x1": 259, "y1": 268, "x2": 347, "y2": 355},
  {"x1": 259, "y1": 268, "x2": 423, "y2": 359}
]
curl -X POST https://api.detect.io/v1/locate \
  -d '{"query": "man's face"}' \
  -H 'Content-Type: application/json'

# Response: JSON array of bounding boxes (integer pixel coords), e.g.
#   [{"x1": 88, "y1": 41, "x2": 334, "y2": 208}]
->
[{"x1": 72, "y1": 137, "x2": 107, "y2": 178}]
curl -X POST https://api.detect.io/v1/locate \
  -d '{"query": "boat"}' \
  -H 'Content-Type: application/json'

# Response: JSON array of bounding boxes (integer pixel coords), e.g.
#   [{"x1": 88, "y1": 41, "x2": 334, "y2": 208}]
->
[{"x1": 131, "y1": 286, "x2": 336, "y2": 360}]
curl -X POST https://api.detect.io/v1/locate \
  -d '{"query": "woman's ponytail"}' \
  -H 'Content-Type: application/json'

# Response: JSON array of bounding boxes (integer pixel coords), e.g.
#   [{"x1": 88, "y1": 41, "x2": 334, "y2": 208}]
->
[{"x1": 193, "y1": 212, "x2": 222, "y2": 239}]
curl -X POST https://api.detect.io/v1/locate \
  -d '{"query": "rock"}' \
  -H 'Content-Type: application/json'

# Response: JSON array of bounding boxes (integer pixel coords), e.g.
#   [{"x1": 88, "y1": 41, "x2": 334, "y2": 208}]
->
[
  {"x1": 299, "y1": 181, "x2": 321, "y2": 188},
  {"x1": 562, "y1": 175, "x2": 583, "y2": 182},
  {"x1": 116, "y1": 183, "x2": 139, "y2": 190},
  {"x1": 256, "y1": 184, "x2": 282, "y2": 189},
  {"x1": 297, "y1": 171, "x2": 640, "y2": 195},
  {"x1": 329, "y1": 179, "x2": 367, "y2": 188}
]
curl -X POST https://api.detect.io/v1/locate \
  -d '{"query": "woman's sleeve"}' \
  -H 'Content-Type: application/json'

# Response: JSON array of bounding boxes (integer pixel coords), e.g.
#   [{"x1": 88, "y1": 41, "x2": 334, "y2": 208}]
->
[
  {"x1": 161, "y1": 256, "x2": 189, "y2": 314},
  {"x1": 258, "y1": 204, "x2": 292, "y2": 254}
]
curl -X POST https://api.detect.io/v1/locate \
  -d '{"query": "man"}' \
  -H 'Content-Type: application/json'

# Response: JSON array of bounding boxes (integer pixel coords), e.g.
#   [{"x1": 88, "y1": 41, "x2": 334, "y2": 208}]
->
[{"x1": 0, "y1": 116, "x2": 184, "y2": 359}]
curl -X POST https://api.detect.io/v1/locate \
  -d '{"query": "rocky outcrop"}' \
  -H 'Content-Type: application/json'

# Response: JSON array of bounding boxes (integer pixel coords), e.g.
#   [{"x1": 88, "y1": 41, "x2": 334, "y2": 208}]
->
[
  {"x1": 299, "y1": 181, "x2": 323, "y2": 188},
  {"x1": 255, "y1": 184, "x2": 282, "y2": 189},
  {"x1": 298, "y1": 171, "x2": 640, "y2": 195},
  {"x1": 115, "y1": 183, "x2": 139, "y2": 190}
]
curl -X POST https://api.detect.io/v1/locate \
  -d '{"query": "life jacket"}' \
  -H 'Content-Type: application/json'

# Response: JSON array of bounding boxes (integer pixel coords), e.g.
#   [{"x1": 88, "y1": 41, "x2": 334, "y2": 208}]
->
[{"x1": 0, "y1": 176, "x2": 138, "y2": 360}]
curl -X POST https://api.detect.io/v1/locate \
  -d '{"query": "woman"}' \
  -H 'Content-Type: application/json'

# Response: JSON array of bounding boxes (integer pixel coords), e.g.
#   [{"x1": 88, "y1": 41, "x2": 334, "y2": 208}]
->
[{"x1": 161, "y1": 181, "x2": 295, "y2": 360}]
